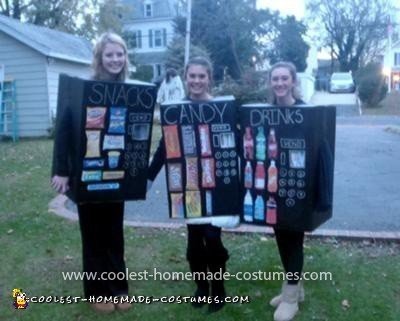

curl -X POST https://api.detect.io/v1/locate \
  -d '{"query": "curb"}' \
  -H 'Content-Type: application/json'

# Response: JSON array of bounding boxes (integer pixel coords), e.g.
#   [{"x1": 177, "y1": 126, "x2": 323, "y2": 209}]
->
[{"x1": 49, "y1": 195, "x2": 400, "y2": 242}]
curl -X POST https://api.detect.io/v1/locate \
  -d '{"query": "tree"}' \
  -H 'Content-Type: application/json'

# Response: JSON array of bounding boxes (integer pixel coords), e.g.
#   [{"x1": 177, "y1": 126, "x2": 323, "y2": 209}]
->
[
  {"x1": 164, "y1": 36, "x2": 211, "y2": 75},
  {"x1": 307, "y1": 0, "x2": 395, "y2": 72},
  {"x1": 174, "y1": 0, "x2": 276, "y2": 80},
  {"x1": 0, "y1": 0, "x2": 128, "y2": 40},
  {"x1": 267, "y1": 16, "x2": 310, "y2": 72}
]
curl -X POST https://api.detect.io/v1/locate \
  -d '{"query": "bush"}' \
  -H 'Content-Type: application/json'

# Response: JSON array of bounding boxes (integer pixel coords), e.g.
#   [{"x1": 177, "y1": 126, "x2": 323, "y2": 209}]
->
[
  {"x1": 355, "y1": 63, "x2": 388, "y2": 108},
  {"x1": 214, "y1": 69, "x2": 268, "y2": 105},
  {"x1": 132, "y1": 65, "x2": 154, "y2": 83}
]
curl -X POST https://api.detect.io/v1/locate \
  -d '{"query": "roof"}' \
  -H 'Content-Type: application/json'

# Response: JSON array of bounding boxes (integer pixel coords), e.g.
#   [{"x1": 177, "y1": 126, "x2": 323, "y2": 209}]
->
[
  {"x1": 122, "y1": 0, "x2": 180, "y2": 22},
  {"x1": 0, "y1": 14, "x2": 92, "y2": 64}
]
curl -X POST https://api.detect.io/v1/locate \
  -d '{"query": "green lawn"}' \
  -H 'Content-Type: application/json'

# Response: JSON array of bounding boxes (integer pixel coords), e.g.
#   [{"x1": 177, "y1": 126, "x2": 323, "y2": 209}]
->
[{"x1": 0, "y1": 139, "x2": 399, "y2": 321}]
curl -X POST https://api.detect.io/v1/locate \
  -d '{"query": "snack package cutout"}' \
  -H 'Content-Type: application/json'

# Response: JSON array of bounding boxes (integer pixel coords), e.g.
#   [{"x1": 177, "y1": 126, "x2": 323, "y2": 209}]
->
[
  {"x1": 85, "y1": 130, "x2": 101, "y2": 158},
  {"x1": 86, "y1": 107, "x2": 106, "y2": 129},
  {"x1": 163, "y1": 125, "x2": 181, "y2": 159},
  {"x1": 167, "y1": 163, "x2": 183, "y2": 192},
  {"x1": 103, "y1": 135, "x2": 125, "y2": 150},
  {"x1": 103, "y1": 171, "x2": 125, "y2": 180},
  {"x1": 108, "y1": 151, "x2": 121, "y2": 168},
  {"x1": 87, "y1": 183, "x2": 120, "y2": 191},
  {"x1": 109, "y1": 107, "x2": 127, "y2": 134},
  {"x1": 181, "y1": 125, "x2": 197, "y2": 156},
  {"x1": 81, "y1": 170, "x2": 102, "y2": 182},
  {"x1": 186, "y1": 157, "x2": 199, "y2": 190},
  {"x1": 83, "y1": 159, "x2": 105, "y2": 169},
  {"x1": 171, "y1": 193, "x2": 184, "y2": 218},
  {"x1": 201, "y1": 158, "x2": 216, "y2": 188},
  {"x1": 199, "y1": 124, "x2": 212, "y2": 157},
  {"x1": 185, "y1": 191, "x2": 202, "y2": 217}
]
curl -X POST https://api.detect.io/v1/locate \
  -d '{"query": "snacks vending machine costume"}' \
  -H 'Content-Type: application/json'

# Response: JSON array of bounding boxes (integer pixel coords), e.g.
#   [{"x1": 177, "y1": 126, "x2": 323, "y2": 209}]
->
[{"x1": 52, "y1": 74, "x2": 156, "y2": 203}]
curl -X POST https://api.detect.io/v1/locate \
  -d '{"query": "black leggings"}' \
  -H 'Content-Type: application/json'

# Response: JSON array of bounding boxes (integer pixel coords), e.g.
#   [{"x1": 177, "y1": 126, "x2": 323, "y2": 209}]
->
[
  {"x1": 77, "y1": 201, "x2": 128, "y2": 298},
  {"x1": 274, "y1": 228, "x2": 304, "y2": 285}
]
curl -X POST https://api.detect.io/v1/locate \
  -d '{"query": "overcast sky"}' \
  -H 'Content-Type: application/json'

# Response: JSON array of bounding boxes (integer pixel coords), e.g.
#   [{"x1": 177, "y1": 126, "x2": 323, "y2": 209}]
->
[{"x1": 257, "y1": 0, "x2": 305, "y2": 18}]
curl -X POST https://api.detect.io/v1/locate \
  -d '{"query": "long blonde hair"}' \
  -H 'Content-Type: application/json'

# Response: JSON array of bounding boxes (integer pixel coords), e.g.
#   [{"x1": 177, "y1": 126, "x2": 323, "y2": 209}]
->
[
  {"x1": 92, "y1": 32, "x2": 130, "y2": 82},
  {"x1": 267, "y1": 61, "x2": 301, "y2": 103}
]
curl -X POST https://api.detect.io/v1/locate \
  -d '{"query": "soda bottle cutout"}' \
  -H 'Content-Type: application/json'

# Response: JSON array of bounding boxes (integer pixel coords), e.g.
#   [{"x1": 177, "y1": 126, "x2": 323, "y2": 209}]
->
[
  {"x1": 255, "y1": 126, "x2": 266, "y2": 161},
  {"x1": 268, "y1": 128, "x2": 278, "y2": 159},
  {"x1": 254, "y1": 161, "x2": 265, "y2": 190},
  {"x1": 243, "y1": 127, "x2": 254, "y2": 160},
  {"x1": 266, "y1": 196, "x2": 277, "y2": 225},
  {"x1": 243, "y1": 189, "x2": 254, "y2": 222},
  {"x1": 244, "y1": 161, "x2": 253, "y2": 188},
  {"x1": 254, "y1": 195, "x2": 265, "y2": 220},
  {"x1": 267, "y1": 160, "x2": 278, "y2": 193}
]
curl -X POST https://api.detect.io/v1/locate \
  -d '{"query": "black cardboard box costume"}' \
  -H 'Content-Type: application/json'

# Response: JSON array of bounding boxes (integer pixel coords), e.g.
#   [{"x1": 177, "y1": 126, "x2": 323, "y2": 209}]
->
[
  {"x1": 240, "y1": 103, "x2": 336, "y2": 232},
  {"x1": 52, "y1": 75, "x2": 156, "y2": 298},
  {"x1": 52, "y1": 74, "x2": 156, "y2": 203}
]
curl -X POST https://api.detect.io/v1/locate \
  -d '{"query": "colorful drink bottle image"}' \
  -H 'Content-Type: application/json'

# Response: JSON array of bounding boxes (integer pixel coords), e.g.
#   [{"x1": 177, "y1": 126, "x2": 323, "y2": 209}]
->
[
  {"x1": 243, "y1": 189, "x2": 254, "y2": 222},
  {"x1": 268, "y1": 128, "x2": 278, "y2": 159},
  {"x1": 266, "y1": 196, "x2": 277, "y2": 225},
  {"x1": 254, "y1": 161, "x2": 265, "y2": 190},
  {"x1": 267, "y1": 160, "x2": 278, "y2": 193},
  {"x1": 254, "y1": 195, "x2": 265, "y2": 221},
  {"x1": 244, "y1": 161, "x2": 253, "y2": 188},
  {"x1": 243, "y1": 127, "x2": 254, "y2": 160},
  {"x1": 255, "y1": 126, "x2": 266, "y2": 161}
]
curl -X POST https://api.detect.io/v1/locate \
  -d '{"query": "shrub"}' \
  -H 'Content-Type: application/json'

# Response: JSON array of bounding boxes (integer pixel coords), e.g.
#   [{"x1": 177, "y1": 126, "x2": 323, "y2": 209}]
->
[
  {"x1": 355, "y1": 63, "x2": 388, "y2": 108},
  {"x1": 132, "y1": 65, "x2": 154, "y2": 83},
  {"x1": 214, "y1": 69, "x2": 268, "y2": 105}
]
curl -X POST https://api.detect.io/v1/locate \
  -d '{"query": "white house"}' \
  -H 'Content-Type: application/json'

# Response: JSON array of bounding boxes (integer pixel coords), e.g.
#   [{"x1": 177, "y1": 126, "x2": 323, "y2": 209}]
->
[
  {"x1": 383, "y1": 39, "x2": 400, "y2": 92},
  {"x1": 122, "y1": 0, "x2": 182, "y2": 82},
  {"x1": 0, "y1": 14, "x2": 92, "y2": 137}
]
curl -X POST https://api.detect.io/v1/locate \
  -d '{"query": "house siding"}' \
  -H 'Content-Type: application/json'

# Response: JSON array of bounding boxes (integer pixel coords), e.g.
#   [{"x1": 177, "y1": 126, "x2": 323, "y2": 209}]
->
[
  {"x1": 0, "y1": 31, "x2": 49, "y2": 137},
  {"x1": 47, "y1": 59, "x2": 91, "y2": 119}
]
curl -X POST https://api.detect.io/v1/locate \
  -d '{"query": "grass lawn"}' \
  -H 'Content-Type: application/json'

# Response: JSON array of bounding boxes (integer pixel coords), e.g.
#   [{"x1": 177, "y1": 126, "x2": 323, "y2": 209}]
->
[
  {"x1": 1, "y1": 138, "x2": 399, "y2": 321},
  {"x1": 362, "y1": 91, "x2": 400, "y2": 116}
]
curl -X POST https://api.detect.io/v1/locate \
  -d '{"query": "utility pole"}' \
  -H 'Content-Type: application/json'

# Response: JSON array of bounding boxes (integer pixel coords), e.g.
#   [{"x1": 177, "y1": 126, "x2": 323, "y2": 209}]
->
[{"x1": 184, "y1": 0, "x2": 192, "y2": 67}]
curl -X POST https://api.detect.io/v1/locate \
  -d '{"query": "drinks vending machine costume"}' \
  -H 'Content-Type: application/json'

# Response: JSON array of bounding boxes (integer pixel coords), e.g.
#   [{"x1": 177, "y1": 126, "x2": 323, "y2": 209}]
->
[{"x1": 240, "y1": 104, "x2": 336, "y2": 231}]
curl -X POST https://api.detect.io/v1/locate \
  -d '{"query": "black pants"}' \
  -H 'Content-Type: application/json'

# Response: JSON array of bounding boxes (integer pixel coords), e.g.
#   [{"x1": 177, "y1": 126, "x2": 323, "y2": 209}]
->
[
  {"x1": 186, "y1": 224, "x2": 229, "y2": 295},
  {"x1": 274, "y1": 228, "x2": 304, "y2": 285},
  {"x1": 77, "y1": 201, "x2": 128, "y2": 298}
]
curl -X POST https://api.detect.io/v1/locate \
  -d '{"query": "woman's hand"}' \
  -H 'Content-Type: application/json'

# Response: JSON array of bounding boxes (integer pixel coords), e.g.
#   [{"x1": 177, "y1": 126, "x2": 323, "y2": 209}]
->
[{"x1": 51, "y1": 175, "x2": 70, "y2": 194}]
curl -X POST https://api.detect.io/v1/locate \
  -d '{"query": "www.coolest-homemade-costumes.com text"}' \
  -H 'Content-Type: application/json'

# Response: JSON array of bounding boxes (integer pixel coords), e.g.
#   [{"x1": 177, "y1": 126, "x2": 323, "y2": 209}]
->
[
  {"x1": 53, "y1": 75, "x2": 156, "y2": 203},
  {"x1": 240, "y1": 104, "x2": 336, "y2": 232},
  {"x1": 160, "y1": 97, "x2": 241, "y2": 218}
]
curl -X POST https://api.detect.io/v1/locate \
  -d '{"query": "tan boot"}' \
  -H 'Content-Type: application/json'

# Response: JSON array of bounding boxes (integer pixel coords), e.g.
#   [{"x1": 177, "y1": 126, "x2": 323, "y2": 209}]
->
[
  {"x1": 270, "y1": 281, "x2": 304, "y2": 307},
  {"x1": 273, "y1": 283, "x2": 300, "y2": 321},
  {"x1": 90, "y1": 302, "x2": 115, "y2": 313},
  {"x1": 115, "y1": 295, "x2": 132, "y2": 311}
]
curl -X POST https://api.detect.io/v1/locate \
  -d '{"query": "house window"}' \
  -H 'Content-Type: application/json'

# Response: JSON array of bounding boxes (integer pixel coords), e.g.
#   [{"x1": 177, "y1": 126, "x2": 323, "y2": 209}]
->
[
  {"x1": 148, "y1": 29, "x2": 167, "y2": 48},
  {"x1": 144, "y1": 3, "x2": 153, "y2": 17},
  {"x1": 394, "y1": 53, "x2": 400, "y2": 66},
  {"x1": 126, "y1": 30, "x2": 142, "y2": 49}
]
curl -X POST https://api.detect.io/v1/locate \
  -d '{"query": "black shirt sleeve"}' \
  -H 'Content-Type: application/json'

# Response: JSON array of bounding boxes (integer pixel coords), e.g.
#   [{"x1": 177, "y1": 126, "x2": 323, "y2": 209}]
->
[{"x1": 147, "y1": 137, "x2": 165, "y2": 181}]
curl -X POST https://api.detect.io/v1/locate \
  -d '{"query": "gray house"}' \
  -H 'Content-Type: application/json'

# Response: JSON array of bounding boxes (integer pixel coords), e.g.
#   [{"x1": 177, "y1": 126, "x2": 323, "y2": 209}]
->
[
  {"x1": 122, "y1": 0, "x2": 182, "y2": 82},
  {"x1": 0, "y1": 14, "x2": 92, "y2": 137}
]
